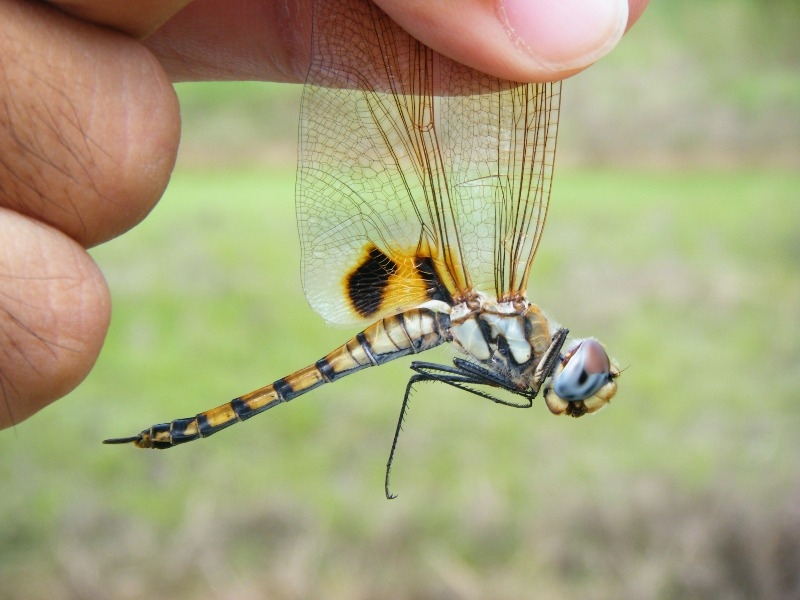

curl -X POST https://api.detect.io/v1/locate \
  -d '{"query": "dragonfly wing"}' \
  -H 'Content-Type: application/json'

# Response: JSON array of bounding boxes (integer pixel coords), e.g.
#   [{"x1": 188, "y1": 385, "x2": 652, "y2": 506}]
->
[
  {"x1": 297, "y1": 0, "x2": 561, "y2": 325},
  {"x1": 438, "y1": 81, "x2": 561, "y2": 299}
]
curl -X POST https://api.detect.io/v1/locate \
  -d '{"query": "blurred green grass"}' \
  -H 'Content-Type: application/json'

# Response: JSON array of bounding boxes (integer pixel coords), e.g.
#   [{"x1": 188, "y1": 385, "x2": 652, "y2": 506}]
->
[{"x1": 1, "y1": 167, "x2": 798, "y2": 599}]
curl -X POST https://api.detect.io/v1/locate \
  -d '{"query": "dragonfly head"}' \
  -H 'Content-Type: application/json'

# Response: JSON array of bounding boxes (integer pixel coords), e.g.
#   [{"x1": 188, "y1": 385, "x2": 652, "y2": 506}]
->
[{"x1": 544, "y1": 338, "x2": 619, "y2": 417}]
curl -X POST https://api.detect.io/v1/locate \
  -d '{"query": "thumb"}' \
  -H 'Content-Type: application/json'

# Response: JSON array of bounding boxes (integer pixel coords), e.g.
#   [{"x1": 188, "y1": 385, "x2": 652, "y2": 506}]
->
[{"x1": 375, "y1": 0, "x2": 630, "y2": 82}]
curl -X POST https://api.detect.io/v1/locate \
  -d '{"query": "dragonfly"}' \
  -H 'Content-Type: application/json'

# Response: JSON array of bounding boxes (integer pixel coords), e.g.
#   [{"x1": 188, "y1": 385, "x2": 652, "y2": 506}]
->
[{"x1": 105, "y1": 0, "x2": 620, "y2": 498}]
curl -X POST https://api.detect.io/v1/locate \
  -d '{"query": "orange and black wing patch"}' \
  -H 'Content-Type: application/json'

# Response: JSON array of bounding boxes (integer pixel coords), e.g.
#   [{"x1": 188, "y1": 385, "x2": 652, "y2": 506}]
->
[{"x1": 344, "y1": 244, "x2": 455, "y2": 321}]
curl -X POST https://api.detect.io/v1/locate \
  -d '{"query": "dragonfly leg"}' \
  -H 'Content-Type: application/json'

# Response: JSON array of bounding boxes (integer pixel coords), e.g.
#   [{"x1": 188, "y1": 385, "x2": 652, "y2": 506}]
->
[
  {"x1": 384, "y1": 360, "x2": 535, "y2": 499},
  {"x1": 384, "y1": 373, "x2": 429, "y2": 500},
  {"x1": 412, "y1": 360, "x2": 534, "y2": 408},
  {"x1": 533, "y1": 328, "x2": 570, "y2": 387}
]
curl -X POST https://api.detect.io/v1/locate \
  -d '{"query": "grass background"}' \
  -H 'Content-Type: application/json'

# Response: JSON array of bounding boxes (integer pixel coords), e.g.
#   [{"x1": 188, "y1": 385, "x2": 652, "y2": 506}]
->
[{"x1": 2, "y1": 1, "x2": 799, "y2": 598}]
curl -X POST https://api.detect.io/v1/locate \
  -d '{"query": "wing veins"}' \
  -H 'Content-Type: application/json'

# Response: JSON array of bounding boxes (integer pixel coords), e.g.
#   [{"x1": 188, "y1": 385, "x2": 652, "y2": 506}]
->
[{"x1": 298, "y1": 0, "x2": 562, "y2": 325}]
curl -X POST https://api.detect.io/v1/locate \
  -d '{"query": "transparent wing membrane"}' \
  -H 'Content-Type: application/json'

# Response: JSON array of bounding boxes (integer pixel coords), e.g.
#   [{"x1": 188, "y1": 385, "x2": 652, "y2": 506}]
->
[{"x1": 298, "y1": 0, "x2": 561, "y2": 325}]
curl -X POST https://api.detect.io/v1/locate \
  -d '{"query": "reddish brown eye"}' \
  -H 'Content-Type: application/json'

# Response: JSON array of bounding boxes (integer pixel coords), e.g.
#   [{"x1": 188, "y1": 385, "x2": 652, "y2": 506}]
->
[{"x1": 553, "y1": 339, "x2": 611, "y2": 401}]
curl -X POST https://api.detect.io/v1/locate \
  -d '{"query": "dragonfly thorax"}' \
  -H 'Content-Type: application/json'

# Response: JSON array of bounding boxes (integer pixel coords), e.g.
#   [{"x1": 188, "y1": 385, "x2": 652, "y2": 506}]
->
[{"x1": 447, "y1": 293, "x2": 552, "y2": 390}]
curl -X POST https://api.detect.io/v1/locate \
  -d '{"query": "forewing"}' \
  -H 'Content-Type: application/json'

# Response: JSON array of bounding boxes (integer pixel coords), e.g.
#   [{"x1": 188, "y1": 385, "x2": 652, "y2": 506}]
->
[{"x1": 297, "y1": 0, "x2": 561, "y2": 325}]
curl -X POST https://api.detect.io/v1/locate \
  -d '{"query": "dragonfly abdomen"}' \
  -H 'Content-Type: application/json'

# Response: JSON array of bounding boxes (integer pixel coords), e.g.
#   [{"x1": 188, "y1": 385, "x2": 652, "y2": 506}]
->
[
  {"x1": 318, "y1": 308, "x2": 451, "y2": 380},
  {"x1": 104, "y1": 307, "x2": 451, "y2": 449}
]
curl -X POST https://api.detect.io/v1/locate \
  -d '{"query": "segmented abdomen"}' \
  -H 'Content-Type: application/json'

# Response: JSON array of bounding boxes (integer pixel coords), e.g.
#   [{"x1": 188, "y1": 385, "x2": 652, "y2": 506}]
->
[{"x1": 104, "y1": 308, "x2": 451, "y2": 449}]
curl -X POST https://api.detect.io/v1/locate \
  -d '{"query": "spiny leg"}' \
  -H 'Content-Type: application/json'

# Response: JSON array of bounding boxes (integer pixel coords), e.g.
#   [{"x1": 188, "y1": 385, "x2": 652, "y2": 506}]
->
[
  {"x1": 385, "y1": 373, "x2": 428, "y2": 500},
  {"x1": 534, "y1": 328, "x2": 570, "y2": 386},
  {"x1": 411, "y1": 361, "x2": 535, "y2": 408},
  {"x1": 384, "y1": 361, "x2": 535, "y2": 500}
]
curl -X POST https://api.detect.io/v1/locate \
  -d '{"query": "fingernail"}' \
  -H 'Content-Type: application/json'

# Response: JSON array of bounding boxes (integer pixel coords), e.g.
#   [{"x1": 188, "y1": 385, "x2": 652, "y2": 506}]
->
[{"x1": 500, "y1": 0, "x2": 628, "y2": 71}]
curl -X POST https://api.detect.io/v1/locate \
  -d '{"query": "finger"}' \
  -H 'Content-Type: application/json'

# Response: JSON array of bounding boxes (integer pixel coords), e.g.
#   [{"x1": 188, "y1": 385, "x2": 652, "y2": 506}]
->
[
  {"x1": 143, "y1": 0, "x2": 312, "y2": 82},
  {"x1": 627, "y1": 0, "x2": 650, "y2": 32},
  {"x1": 144, "y1": 0, "x2": 645, "y2": 84},
  {"x1": 47, "y1": 0, "x2": 192, "y2": 38},
  {"x1": 0, "y1": 208, "x2": 111, "y2": 429},
  {"x1": 0, "y1": 0, "x2": 180, "y2": 248},
  {"x1": 375, "y1": 0, "x2": 630, "y2": 82}
]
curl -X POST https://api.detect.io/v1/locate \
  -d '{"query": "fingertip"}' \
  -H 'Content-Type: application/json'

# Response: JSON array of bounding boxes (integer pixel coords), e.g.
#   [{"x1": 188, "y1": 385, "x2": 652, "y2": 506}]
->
[
  {"x1": 0, "y1": 209, "x2": 111, "y2": 429},
  {"x1": 499, "y1": 0, "x2": 628, "y2": 72},
  {"x1": 375, "y1": 0, "x2": 630, "y2": 82},
  {"x1": 627, "y1": 0, "x2": 650, "y2": 32},
  {"x1": 0, "y1": 1, "x2": 181, "y2": 248}
]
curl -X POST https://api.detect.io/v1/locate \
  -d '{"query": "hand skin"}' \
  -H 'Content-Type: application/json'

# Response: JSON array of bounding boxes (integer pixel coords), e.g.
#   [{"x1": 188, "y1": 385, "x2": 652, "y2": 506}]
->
[{"x1": 0, "y1": 0, "x2": 649, "y2": 429}]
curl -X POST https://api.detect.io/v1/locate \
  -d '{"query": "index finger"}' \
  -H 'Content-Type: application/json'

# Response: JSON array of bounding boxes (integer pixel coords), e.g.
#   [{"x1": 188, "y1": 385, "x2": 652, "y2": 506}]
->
[
  {"x1": 143, "y1": 0, "x2": 649, "y2": 83},
  {"x1": 47, "y1": 0, "x2": 192, "y2": 37}
]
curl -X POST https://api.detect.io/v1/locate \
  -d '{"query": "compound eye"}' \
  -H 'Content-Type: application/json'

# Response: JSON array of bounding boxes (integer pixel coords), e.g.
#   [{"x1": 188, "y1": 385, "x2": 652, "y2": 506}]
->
[{"x1": 552, "y1": 339, "x2": 612, "y2": 402}]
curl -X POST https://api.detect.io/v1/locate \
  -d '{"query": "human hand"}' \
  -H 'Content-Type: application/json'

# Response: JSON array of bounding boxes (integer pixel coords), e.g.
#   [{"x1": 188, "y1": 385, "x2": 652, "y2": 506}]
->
[{"x1": 0, "y1": 0, "x2": 648, "y2": 429}]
